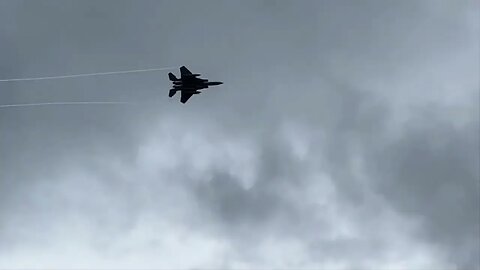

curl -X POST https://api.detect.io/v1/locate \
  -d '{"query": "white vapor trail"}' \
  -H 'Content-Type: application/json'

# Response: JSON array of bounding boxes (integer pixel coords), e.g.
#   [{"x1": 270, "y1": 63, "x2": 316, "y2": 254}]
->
[
  {"x1": 0, "y1": 101, "x2": 131, "y2": 109},
  {"x1": 0, "y1": 66, "x2": 176, "y2": 82}
]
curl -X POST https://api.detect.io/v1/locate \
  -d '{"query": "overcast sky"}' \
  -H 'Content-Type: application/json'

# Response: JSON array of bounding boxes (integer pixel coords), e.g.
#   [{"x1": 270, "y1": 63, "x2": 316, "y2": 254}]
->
[{"x1": 0, "y1": 0, "x2": 479, "y2": 269}]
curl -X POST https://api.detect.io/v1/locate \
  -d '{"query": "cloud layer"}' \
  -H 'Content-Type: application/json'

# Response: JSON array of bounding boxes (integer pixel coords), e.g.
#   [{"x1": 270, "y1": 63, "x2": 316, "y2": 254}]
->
[{"x1": 0, "y1": 0, "x2": 478, "y2": 269}]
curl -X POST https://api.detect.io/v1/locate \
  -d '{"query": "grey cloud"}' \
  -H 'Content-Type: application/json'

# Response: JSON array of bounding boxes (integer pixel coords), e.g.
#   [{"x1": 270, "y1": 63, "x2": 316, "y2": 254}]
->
[
  {"x1": 0, "y1": 0, "x2": 478, "y2": 269},
  {"x1": 369, "y1": 116, "x2": 480, "y2": 269}
]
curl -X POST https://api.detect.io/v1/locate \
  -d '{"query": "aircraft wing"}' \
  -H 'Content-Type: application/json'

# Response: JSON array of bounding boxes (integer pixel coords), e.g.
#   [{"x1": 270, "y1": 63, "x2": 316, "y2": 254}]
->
[
  {"x1": 180, "y1": 91, "x2": 194, "y2": 103},
  {"x1": 180, "y1": 66, "x2": 193, "y2": 77}
]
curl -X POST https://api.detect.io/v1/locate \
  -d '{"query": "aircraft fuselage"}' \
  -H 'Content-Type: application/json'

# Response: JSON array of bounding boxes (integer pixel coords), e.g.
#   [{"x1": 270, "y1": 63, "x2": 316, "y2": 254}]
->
[{"x1": 168, "y1": 66, "x2": 223, "y2": 103}]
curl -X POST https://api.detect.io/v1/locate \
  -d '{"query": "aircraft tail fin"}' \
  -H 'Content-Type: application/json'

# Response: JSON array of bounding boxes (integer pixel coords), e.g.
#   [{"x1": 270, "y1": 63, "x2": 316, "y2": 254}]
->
[
  {"x1": 169, "y1": 89, "x2": 177, "y2": 97},
  {"x1": 168, "y1": 73, "x2": 177, "y2": 81}
]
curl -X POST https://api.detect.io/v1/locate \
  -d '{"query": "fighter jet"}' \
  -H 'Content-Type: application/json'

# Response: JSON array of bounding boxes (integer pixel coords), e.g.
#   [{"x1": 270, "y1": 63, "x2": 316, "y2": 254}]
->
[{"x1": 168, "y1": 66, "x2": 223, "y2": 103}]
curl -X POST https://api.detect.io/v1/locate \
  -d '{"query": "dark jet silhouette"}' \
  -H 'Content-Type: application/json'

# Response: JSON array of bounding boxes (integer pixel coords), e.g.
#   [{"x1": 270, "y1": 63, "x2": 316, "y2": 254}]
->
[{"x1": 168, "y1": 66, "x2": 223, "y2": 103}]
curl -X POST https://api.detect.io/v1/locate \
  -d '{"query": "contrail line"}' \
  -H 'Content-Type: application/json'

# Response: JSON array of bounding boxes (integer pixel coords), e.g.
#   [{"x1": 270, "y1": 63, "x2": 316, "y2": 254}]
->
[
  {"x1": 0, "y1": 101, "x2": 131, "y2": 108},
  {"x1": 0, "y1": 66, "x2": 176, "y2": 82}
]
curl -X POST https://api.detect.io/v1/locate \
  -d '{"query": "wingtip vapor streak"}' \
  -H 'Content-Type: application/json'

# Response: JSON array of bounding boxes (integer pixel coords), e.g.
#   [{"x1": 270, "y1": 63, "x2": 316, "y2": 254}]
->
[{"x1": 168, "y1": 66, "x2": 223, "y2": 103}]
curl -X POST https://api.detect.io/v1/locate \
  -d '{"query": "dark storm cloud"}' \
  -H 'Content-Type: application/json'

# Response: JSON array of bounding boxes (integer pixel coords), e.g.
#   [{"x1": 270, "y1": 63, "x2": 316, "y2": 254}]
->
[
  {"x1": 369, "y1": 115, "x2": 480, "y2": 269},
  {"x1": 0, "y1": 0, "x2": 478, "y2": 268}
]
